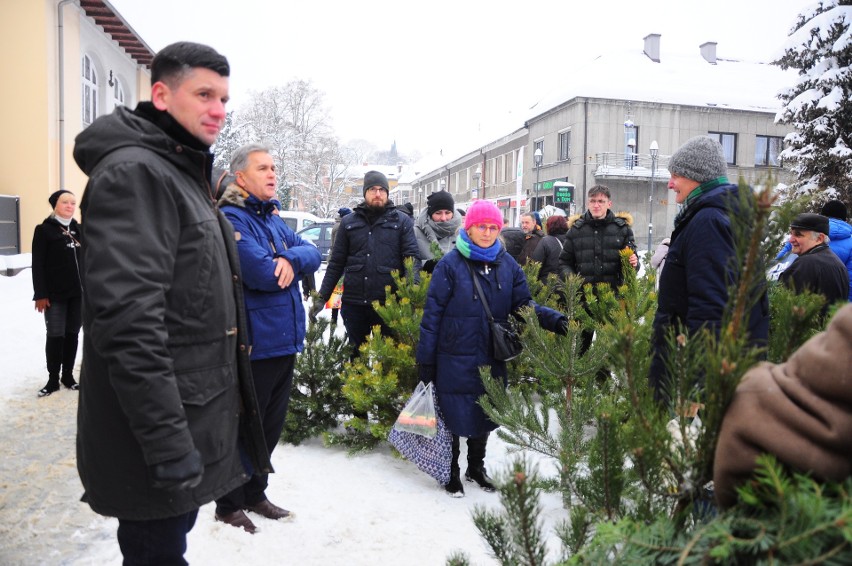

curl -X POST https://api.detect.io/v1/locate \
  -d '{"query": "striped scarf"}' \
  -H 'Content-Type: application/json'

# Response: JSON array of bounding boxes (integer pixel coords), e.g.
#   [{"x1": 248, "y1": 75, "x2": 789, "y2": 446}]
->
[{"x1": 456, "y1": 229, "x2": 501, "y2": 262}]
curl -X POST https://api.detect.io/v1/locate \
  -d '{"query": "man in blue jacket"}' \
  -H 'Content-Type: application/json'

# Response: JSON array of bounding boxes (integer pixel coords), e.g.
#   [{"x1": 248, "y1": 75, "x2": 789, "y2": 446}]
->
[
  {"x1": 216, "y1": 143, "x2": 321, "y2": 533},
  {"x1": 314, "y1": 170, "x2": 421, "y2": 357},
  {"x1": 649, "y1": 135, "x2": 769, "y2": 405}
]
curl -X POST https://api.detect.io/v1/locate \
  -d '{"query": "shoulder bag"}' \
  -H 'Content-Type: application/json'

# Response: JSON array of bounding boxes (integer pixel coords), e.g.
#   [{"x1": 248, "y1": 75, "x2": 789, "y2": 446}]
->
[{"x1": 466, "y1": 261, "x2": 523, "y2": 362}]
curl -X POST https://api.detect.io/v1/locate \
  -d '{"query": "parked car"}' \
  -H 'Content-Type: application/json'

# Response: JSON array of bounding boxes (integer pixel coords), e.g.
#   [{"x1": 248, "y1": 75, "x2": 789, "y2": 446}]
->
[
  {"x1": 297, "y1": 222, "x2": 335, "y2": 262},
  {"x1": 279, "y1": 210, "x2": 328, "y2": 233}
]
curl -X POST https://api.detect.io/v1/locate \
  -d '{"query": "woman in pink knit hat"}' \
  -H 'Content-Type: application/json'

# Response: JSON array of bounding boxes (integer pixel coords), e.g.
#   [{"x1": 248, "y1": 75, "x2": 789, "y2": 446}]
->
[{"x1": 416, "y1": 201, "x2": 568, "y2": 496}]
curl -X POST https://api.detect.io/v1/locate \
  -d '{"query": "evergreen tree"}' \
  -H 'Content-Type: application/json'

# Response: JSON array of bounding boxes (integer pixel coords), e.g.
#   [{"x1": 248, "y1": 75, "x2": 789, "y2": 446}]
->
[
  {"x1": 457, "y1": 184, "x2": 843, "y2": 563},
  {"x1": 282, "y1": 316, "x2": 351, "y2": 445},
  {"x1": 775, "y1": 0, "x2": 852, "y2": 204}
]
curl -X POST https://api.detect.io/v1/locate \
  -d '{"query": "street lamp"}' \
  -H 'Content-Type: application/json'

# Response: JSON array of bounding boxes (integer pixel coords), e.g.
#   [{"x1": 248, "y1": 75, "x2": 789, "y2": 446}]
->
[
  {"x1": 533, "y1": 147, "x2": 542, "y2": 210},
  {"x1": 472, "y1": 165, "x2": 481, "y2": 200},
  {"x1": 648, "y1": 140, "x2": 659, "y2": 253},
  {"x1": 439, "y1": 179, "x2": 446, "y2": 193}
]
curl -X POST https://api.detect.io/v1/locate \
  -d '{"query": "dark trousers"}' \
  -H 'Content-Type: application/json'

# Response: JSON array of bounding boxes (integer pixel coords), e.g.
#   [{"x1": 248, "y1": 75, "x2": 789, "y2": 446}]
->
[
  {"x1": 216, "y1": 355, "x2": 296, "y2": 514},
  {"x1": 117, "y1": 509, "x2": 198, "y2": 566},
  {"x1": 43, "y1": 297, "x2": 82, "y2": 379},
  {"x1": 451, "y1": 433, "x2": 489, "y2": 476},
  {"x1": 341, "y1": 303, "x2": 392, "y2": 360}
]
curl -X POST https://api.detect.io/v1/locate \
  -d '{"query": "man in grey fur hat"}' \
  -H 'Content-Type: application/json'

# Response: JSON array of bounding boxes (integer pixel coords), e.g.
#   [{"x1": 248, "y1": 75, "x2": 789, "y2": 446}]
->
[{"x1": 648, "y1": 135, "x2": 769, "y2": 405}]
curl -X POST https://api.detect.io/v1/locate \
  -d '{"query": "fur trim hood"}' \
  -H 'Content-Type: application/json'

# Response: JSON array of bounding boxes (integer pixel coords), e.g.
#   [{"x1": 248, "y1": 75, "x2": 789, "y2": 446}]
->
[{"x1": 567, "y1": 210, "x2": 633, "y2": 229}]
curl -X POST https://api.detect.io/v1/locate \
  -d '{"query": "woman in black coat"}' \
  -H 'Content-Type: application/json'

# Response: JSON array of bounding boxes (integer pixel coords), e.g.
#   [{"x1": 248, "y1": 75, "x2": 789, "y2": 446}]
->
[
  {"x1": 32, "y1": 190, "x2": 82, "y2": 396},
  {"x1": 531, "y1": 215, "x2": 569, "y2": 281}
]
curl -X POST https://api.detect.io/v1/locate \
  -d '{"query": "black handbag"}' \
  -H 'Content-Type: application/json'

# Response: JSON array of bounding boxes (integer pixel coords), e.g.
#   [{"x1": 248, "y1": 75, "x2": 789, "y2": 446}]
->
[{"x1": 466, "y1": 262, "x2": 523, "y2": 362}]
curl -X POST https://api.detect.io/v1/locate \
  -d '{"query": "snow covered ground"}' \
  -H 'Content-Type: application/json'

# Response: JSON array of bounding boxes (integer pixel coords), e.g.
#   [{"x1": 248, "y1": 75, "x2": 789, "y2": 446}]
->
[{"x1": 0, "y1": 268, "x2": 566, "y2": 566}]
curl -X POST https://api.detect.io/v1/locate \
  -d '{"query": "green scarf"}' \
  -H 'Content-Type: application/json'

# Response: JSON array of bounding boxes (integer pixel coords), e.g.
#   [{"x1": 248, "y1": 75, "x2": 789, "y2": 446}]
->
[{"x1": 674, "y1": 177, "x2": 728, "y2": 228}]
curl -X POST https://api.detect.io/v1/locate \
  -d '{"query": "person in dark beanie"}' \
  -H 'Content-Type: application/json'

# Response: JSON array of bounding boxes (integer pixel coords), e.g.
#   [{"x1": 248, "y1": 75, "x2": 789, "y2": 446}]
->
[
  {"x1": 401, "y1": 202, "x2": 414, "y2": 217},
  {"x1": 73, "y1": 41, "x2": 270, "y2": 563},
  {"x1": 313, "y1": 170, "x2": 420, "y2": 357},
  {"x1": 779, "y1": 213, "x2": 849, "y2": 314},
  {"x1": 415, "y1": 190, "x2": 461, "y2": 273},
  {"x1": 32, "y1": 189, "x2": 82, "y2": 396},
  {"x1": 649, "y1": 135, "x2": 769, "y2": 406}
]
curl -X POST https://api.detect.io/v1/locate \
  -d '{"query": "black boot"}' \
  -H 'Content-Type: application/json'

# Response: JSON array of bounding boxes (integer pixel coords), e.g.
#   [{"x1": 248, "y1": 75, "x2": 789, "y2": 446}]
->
[
  {"x1": 39, "y1": 336, "x2": 64, "y2": 397},
  {"x1": 445, "y1": 435, "x2": 464, "y2": 497},
  {"x1": 465, "y1": 434, "x2": 496, "y2": 492},
  {"x1": 60, "y1": 333, "x2": 80, "y2": 390}
]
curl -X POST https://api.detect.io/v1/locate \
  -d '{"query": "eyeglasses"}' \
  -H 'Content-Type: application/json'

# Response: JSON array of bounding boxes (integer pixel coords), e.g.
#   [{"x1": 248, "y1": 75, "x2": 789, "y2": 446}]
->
[
  {"x1": 588, "y1": 199, "x2": 609, "y2": 205},
  {"x1": 365, "y1": 187, "x2": 386, "y2": 193},
  {"x1": 473, "y1": 224, "x2": 500, "y2": 234}
]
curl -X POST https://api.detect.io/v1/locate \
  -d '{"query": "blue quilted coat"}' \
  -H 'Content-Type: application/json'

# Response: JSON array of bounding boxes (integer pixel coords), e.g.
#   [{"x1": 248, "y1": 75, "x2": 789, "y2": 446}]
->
[
  {"x1": 417, "y1": 247, "x2": 565, "y2": 437},
  {"x1": 219, "y1": 186, "x2": 322, "y2": 360}
]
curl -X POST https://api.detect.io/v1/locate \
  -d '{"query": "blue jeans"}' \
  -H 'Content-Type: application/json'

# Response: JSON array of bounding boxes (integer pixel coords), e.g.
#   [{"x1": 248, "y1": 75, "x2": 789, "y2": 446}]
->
[{"x1": 116, "y1": 509, "x2": 198, "y2": 566}]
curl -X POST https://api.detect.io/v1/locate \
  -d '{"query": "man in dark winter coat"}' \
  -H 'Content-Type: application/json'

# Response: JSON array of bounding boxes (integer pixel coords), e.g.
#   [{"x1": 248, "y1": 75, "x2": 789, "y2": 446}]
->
[
  {"x1": 649, "y1": 135, "x2": 769, "y2": 404},
  {"x1": 779, "y1": 213, "x2": 849, "y2": 316},
  {"x1": 559, "y1": 185, "x2": 638, "y2": 357},
  {"x1": 73, "y1": 42, "x2": 270, "y2": 564},
  {"x1": 313, "y1": 170, "x2": 421, "y2": 356},
  {"x1": 215, "y1": 143, "x2": 321, "y2": 533},
  {"x1": 517, "y1": 211, "x2": 545, "y2": 265}
]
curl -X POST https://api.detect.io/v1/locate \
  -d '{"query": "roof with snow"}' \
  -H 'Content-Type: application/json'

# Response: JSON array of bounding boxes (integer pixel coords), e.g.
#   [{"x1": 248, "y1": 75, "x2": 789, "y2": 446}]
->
[{"x1": 527, "y1": 42, "x2": 797, "y2": 122}]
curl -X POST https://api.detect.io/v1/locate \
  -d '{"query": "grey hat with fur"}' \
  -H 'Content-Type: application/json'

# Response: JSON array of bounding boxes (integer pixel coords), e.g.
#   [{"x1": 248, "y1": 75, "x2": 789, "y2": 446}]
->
[{"x1": 668, "y1": 136, "x2": 729, "y2": 184}]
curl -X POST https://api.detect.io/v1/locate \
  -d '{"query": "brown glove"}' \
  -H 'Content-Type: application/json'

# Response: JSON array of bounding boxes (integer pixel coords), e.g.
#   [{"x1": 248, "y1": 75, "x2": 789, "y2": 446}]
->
[{"x1": 713, "y1": 304, "x2": 852, "y2": 508}]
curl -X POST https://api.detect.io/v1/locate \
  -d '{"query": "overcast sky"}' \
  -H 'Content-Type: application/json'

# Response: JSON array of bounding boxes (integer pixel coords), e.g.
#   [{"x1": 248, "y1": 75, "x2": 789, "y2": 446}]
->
[{"x1": 109, "y1": 0, "x2": 808, "y2": 158}]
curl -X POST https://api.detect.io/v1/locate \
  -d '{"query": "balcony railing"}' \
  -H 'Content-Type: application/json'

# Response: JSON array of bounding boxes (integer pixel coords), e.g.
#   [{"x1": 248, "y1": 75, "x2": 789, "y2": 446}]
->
[{"x1": 595, "y1": 152, "x2": 669, "y2": 179}]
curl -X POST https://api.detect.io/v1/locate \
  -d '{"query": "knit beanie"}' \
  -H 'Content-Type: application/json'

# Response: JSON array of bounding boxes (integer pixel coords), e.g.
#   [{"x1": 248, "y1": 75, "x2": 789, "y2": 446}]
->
[
  {"x1": 363, "y1": 170, "x2": 389, "y2": 196},
  {"x1": 668, "y1": 136, "x2": 728, "y2": 183},
  {"x1": 821, "y1": 199, "x2": 848, "y2": 221},
  {"x1": 464, "y1": 200, "x2": 504, "y2": 231},
  {"x1": 338, "y1": 207, "x2": 352, "y2": 218},
  {"x1": 48, "y1": 189, "x2": 73, "y2": 209},
  {"x1": 426, "y1": 191, "x2": 455, "y2": 217}
]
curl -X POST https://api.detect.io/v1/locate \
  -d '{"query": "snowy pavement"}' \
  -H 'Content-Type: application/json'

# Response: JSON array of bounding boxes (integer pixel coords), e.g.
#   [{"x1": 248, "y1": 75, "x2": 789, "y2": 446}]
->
[{"x1": 0, "y1": 268, "x2": 566, "y2": 565}]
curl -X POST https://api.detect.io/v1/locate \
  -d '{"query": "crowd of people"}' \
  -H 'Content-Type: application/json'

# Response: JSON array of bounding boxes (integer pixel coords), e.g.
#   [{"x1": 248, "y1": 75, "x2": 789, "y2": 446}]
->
[{"x1": 30, "y1": 40, "x2": 851, "y2": 565}]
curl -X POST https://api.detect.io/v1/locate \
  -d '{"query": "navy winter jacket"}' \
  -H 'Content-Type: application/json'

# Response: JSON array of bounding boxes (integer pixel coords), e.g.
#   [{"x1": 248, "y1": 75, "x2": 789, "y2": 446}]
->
[
  {"x1": 319, "y1": 203, "x2": 421, "y2": 305},
  {"x1": 417, "y1": 247, "x2": 566, "y2": 437},
  {"x1": 649, "y1": 183, "x2": 769, "y2": 399},
  {"x1": 219, "y1": 185, "x2": 321, "y2": 360}
]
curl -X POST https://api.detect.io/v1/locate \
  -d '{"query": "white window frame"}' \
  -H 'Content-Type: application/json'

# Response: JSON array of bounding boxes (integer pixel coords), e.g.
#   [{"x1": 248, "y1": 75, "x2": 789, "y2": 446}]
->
[
  {"x1": 755, "y1": 135, "x2": 783, "y2": 167},
  {"x1": 708, "y1": 131, "x2": 738, "y2": 165},
  {"x1": 558, "y1": 129, "x2": 571, "y2": 162},
  {"x1": 82, "y1": 54, "x2": 98, "y2": 125},
  {"x1": 112, "y1": 75, "x2": 125, "y2": 109}
]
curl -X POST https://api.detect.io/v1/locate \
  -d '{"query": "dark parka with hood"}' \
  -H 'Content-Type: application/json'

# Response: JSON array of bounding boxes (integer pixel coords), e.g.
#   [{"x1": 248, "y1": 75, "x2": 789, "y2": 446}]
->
[
  {"x1": 649, "y1": 182, "x2": 769, "y2": 400},
  {"x1": 73, "y1": 104, "x2": 270, "y2": 520}
]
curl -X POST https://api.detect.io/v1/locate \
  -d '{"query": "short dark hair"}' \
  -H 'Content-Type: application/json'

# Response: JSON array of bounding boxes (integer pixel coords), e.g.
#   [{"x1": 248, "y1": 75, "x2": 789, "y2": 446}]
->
[
  {"x1": 588, "y1": 185, "x2": 611, "y2": 200},
  {"x1": 151, "y1": 42, "x2": 230, "y2": 87}
]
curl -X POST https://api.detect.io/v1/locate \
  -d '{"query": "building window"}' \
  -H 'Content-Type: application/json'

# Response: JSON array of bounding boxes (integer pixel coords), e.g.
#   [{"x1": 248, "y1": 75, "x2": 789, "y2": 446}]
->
[
  {"x1": 624, "y1": 126, "x2": 639, "y2": 167},
  {"x1": 755, "y1": 135, "x2": 782, "y2": 167},
  {"x1": 558, "y1": 130, "x2": 571, "y2": 162},
  {"x1": 708, "y1": 132, "x2": 737, "y2": 165},
  {"x1": 82, "y1": 55, "x2": 98, "y2": 125},
  {"x1": 112, "y1": 76, "x2": 125, "y2": 108}
]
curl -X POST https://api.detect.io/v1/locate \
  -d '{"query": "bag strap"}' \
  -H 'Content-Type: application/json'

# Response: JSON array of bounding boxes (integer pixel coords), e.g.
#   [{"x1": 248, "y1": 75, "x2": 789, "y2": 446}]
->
[{"x1": 465, "y1": 261, "x2": 495, "y2": 323}]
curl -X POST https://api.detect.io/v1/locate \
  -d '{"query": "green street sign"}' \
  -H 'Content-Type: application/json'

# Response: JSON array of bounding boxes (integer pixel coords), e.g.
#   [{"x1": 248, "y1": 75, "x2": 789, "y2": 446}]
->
[{"x1": 554, "y1": 182, "x2": 575, "y2": 204}]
